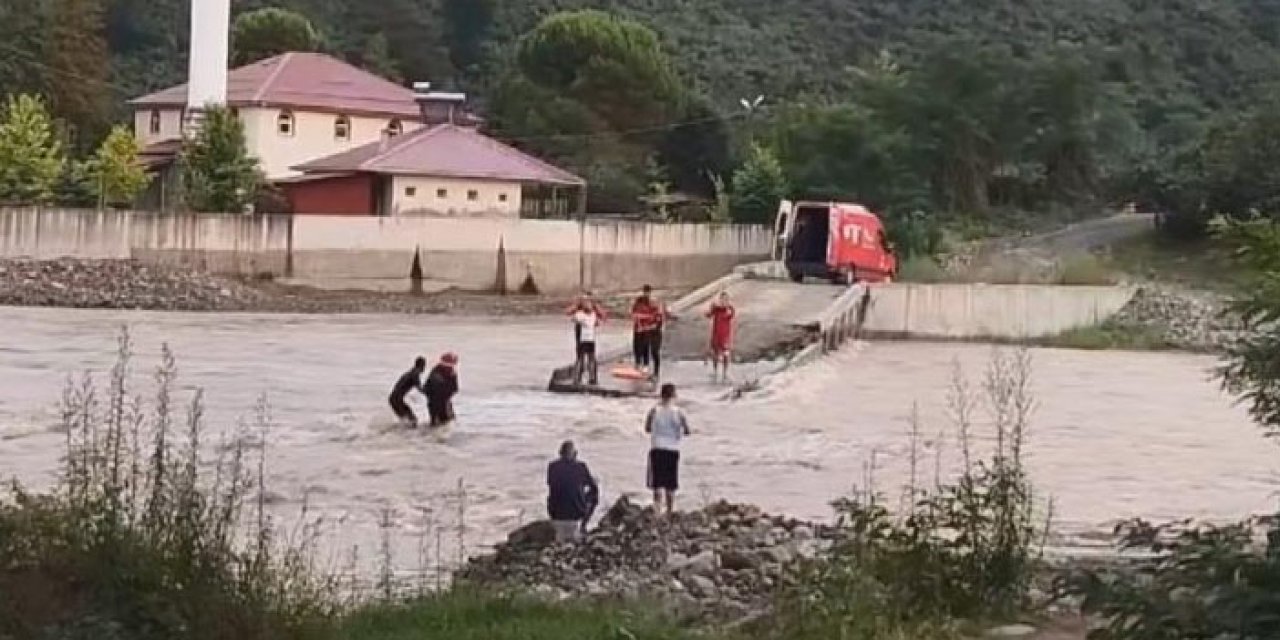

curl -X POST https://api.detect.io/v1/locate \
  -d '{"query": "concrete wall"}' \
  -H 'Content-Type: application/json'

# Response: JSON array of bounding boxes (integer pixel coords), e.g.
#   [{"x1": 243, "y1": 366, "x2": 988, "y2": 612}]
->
[
  {"x1": 863, "y1": 283, "x2": 1136, "y2": 340},
  {"x1": 290, "y1": 216, "x2": 772, "y2": 293},
  {"x1": 390, "y1": 176, "x2": 521, "y2": 217},
  {"x1": 0, "y1": 208, "x2": 772, "y2": 294}
]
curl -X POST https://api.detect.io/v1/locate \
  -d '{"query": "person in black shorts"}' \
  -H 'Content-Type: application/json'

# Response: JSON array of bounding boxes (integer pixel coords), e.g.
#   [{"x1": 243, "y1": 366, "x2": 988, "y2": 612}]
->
[
  {"x1": 388, "y1": 357, "x2": 426, "y2": 427},
  {"x1": 644, "y1": 383, "x2": 690, "y2": 514}
]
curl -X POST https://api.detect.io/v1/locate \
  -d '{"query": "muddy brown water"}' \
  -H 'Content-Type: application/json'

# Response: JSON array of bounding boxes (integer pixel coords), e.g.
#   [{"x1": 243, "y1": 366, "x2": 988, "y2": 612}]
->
[{"x1": 0, "y1": 306, "x2": 1274, "y2": 578}]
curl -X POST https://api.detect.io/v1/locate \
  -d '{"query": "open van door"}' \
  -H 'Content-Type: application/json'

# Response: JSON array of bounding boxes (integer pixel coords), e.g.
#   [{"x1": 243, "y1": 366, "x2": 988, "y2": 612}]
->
[{"x1": 771, "y1": 200, "x2": 793, "y2": 261}]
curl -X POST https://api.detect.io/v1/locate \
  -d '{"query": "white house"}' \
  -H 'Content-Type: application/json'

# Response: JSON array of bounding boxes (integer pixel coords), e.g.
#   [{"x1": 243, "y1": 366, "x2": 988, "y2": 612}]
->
[{"x1": 129, "y1": 52, "x2": 429, "y2": 181}]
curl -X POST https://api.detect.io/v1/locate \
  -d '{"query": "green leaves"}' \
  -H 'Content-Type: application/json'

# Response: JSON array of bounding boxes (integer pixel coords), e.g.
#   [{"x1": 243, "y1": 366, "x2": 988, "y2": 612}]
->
[
  {"x1": 90, "y1": 125, "x2": 151, "y2": 209},
  {"x1": 515, "y1": 10, "x2": 684, "y2": 133},
  {"x1": 730, "y1": 144, "x2": 788, "y2": 225},
  {"x1": 179, "y1": 108, "x2": 263, "y2": 213},
  {"x1": 0, "y1": 94, "x2": 65, "y2": 206},
  {"x1": 232, "y1": 7, "x2": 322, "y2": 66}
]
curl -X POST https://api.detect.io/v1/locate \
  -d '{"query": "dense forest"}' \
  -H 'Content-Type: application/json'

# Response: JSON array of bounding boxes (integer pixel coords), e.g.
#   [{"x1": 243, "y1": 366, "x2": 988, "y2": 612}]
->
[{"x1": 4, "y1": 0, "x2": 1280, "y2": 241}]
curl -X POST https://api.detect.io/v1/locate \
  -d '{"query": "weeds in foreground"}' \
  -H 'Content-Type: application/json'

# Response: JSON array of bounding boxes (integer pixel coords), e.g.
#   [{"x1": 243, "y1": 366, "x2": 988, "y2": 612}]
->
[
  {"x1": 765, "y1": 349, "x2": 1044, "y2": 639},
  {"x1": 1064, "y1": 517, "x2": 1280, "y2": 640},
  {"x1": 0, "y1": 328, "x2": 337, "y2": 640},
  {"x1": 339, "y1": 587, "x2": 698, "y2": 640}
]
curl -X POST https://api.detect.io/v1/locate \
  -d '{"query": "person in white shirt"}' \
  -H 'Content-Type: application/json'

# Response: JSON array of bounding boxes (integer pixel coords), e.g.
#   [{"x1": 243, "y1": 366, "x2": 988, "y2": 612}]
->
[
  {"x1": 572, "y1": 306, "x2": 601, "y2": 386},
  {"x1": 644, "y1": 383, "x2": 691, "y2": 514}
]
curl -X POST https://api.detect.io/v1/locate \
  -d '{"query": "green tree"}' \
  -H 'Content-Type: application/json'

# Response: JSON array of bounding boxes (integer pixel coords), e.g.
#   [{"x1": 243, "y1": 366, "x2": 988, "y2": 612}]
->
[
  {"x1": 731, "y1": 143, "x2": 789, "y2": 224},
  {"x1": 442, "y1": 0, "x2": 495, "y2": 74},
  {"x1": 0, "y1": 0, "x2": 51, "y2": 101},
  {"x1": 180, "y1": 107, "x2": 262, "y2": 213},
  {"x1": 45, "y1": 0, "x2": 111, "y2": 148},
  {"x1": 357, "y1": 33, "x2": 402, "y2": 83},
  {"x1": 90, "y1": 125, "x2": 150, "y2": 208},
  {"x1": 231, "y1": 7, "x2": 321, "y2": 65},
  {"x1": 0, "y1": 95, "x2": 65, "y2": 205},
  {"x1": 768, "y1": 102, "x2": 925, "y2": 212},
  {"x1": 1216, "y1": 215, "x2": 1280, "y2": 435},
  {"x1": 515, "y1": 10, "x2": 684, "y2": 132}
]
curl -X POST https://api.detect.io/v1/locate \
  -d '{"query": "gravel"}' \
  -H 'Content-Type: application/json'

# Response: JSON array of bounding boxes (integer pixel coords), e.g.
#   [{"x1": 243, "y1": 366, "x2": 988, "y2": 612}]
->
[{"x1": 0, "y1": 258, "x2": 668, "y2": 317}]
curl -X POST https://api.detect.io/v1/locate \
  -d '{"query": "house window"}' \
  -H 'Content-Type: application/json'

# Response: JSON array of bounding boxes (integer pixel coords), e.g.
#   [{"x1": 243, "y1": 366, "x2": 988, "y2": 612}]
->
[
  {"x1": 467, "y1": 189, "x2": 479, "y2": 201},
  {"x1": 334, "y1": 115, "x2": 351, "y2": 141},
  {"x1": 498, "y1": 193, "x2": 508, "y2": 203},
  {"x1": 387, "y1": 119, "x2": 403, "y2": 136},
  {"x1": 436, "y1": 188, "x2": 447, "y2": 199},
  {"x1": 277, "y1": 110, "x2": 296, "y2": 136},
  {"x1": 148, "y1": 110, "x2": 161, "y2": 135},
  {"x1": 405, "y1": 186, "x2": 417, "y2": 197}
]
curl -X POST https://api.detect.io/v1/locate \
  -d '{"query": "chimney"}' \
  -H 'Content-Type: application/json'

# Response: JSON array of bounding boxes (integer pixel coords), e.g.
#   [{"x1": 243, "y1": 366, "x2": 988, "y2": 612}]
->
[
  {"x1": 184, "y1": 0, "x2": 231, "y2": 136},
  {"x1": 413, "y1": 81, "x2": 468, "y2": 127}
]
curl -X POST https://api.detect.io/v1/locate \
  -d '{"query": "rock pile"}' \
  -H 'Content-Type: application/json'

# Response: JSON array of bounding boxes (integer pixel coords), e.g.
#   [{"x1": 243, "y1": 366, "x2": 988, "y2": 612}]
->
[
  {"x1": 0, "y1": 258, "x2": 268, "y2": 311},
  {"x1": 1108, "y1": 286, "x2": 1247, "y2": 352},
  {"x1": 0, "y1": 258, "x2": 674, "y2": 316},
  {"x1": 460, "y1": 497, "x2": 836, "y2": 623}
]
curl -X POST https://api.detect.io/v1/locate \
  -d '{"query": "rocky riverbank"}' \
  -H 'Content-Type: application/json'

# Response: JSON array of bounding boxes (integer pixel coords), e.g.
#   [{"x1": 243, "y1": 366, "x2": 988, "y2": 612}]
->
[
  {"x1": 0, "y1": 258, "x2": 658, "y2": 316},
  {"x1": 1105, "y1": 286, "x2": 1247, "y2": 352},
  {"x1": 460, "y1": 497, "x2": 835, "y2": 625}
]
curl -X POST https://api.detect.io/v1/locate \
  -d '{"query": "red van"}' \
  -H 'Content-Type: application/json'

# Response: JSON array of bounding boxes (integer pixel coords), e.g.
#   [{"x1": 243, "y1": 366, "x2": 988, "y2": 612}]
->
[{"x1": 772, "y1": 200, "x2": 897, "y2": 284}]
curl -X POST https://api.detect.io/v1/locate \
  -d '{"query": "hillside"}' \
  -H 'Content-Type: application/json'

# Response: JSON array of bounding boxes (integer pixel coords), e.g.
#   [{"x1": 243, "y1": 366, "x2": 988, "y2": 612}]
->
[{"x1": 93, "y1": 0, "x2": 1280, "y2": 115}]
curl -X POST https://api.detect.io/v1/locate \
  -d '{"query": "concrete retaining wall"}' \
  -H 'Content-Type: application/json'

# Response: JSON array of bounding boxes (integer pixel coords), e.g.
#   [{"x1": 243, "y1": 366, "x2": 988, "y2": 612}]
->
[
  {"x1": 0, "y1": 207, "x2": 771, "y2": 294},
  {"x1": 863, "y1": 283, "x2": 1136, "y2": 339}
]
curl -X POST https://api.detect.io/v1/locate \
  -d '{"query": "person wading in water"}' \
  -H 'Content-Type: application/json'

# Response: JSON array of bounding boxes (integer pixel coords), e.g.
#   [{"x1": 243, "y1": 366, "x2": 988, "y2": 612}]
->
[
  {"x1": 423, "y1": 352, "x2": 459, "y2": 428},
  {"x1": 388, "y1": 357, "x2": 427, "y2": 427}
]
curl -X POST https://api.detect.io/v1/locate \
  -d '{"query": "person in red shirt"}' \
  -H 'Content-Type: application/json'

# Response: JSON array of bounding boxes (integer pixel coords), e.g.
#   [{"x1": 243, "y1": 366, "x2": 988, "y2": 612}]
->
[
  {"x1": 631, "y1": 285, "x2": 665, "y2": 379},
  {"x1": 706, "y1": 291, "x2": 736, "y2": 382}
]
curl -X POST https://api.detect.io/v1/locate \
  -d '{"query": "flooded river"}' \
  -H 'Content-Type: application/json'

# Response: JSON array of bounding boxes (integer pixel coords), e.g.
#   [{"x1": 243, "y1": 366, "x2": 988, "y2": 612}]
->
[{"x1": 0, "y1": 307, "x2": 1275, "y2": 576}]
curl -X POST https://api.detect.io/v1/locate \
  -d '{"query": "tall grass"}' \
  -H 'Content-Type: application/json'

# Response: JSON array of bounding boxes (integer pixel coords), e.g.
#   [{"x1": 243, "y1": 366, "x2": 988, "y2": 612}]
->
[
  {"x1": 0, "y1": 328, "x2": 337, "y2": 640},
  {"x1": 762, "y1": 349, "x2": 1045, "y2": 639}
]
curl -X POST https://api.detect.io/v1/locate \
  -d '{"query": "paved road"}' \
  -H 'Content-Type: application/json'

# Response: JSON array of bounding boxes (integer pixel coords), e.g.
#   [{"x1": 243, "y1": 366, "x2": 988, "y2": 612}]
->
[{"x1": 977, "y1": 213, "x2": 1156, "y2": 258}]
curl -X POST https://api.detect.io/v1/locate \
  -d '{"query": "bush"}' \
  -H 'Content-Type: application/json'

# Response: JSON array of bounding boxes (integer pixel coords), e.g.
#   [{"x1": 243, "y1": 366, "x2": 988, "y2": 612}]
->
[
  {"x1": 763, "y1": 350, "x2": 1044, "y2": 639},
  {"x1": 1065, "y1": 518, "x2": 1280, "y2": 639},
  {"x1": 0, "y1": 328, "x2": 336, "y2": 640}
]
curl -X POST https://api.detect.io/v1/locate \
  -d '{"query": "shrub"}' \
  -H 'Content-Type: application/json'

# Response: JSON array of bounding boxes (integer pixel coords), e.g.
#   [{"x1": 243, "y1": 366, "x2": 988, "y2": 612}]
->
[
  {"x1": 0, "y1": 328, "x2": 336, "y2": 640},
  {"x1": 764, "y1": 349, "x2": 1044, "y2": 639}
]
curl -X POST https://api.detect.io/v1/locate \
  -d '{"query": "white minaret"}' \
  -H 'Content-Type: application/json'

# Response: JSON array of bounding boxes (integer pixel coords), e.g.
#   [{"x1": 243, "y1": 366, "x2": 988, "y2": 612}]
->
[{"x1": 184, "y1": 0, "x2": 231, "y2": 136}]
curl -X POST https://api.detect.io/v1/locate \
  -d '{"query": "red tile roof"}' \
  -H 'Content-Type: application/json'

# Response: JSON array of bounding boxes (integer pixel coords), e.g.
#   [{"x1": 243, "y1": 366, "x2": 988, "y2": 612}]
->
[
  {"x1": 293, "y1": 124, "x2": 586, "y2": 186},
  {"x1": 130, "y1": 52, "x2": 423, "y2": 119}
]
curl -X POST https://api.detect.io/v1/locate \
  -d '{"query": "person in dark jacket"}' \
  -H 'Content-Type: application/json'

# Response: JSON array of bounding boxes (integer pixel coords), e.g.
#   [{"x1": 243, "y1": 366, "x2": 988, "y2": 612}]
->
[
  {"x1": 388, "y1": 357, "x2": 426, "y2": 427},
  {"x1": 546, "y1": 440, "x2": 599, "y2": 541},
  {"x1": 423, "y1": 352, "x2": 459, "y2": 427}
]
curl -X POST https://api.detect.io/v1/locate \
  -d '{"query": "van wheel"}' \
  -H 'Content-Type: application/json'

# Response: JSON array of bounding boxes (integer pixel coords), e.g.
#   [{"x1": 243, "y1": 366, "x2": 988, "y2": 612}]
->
[{"x1": 788, "y1": 271, "x2": 804, "y2": 284}]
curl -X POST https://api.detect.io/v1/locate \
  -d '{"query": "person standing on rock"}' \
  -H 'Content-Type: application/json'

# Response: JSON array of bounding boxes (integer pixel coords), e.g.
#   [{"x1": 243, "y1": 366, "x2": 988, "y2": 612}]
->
[
  {"x1": 645, "y1": 383, "x2": 690, "y2": 515},
  {"x1": 388, "y1": 356, "x2": 427, "y2": 427},
  {"x1": 546, "y1": 440, "x2": 600, "y2": 542},
  {"x1": 423, "y1": 352, "x2": 460, "y2": 428},
  {"x1": 569, "y1": 296, "x2": 604, "y2": 386}
]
